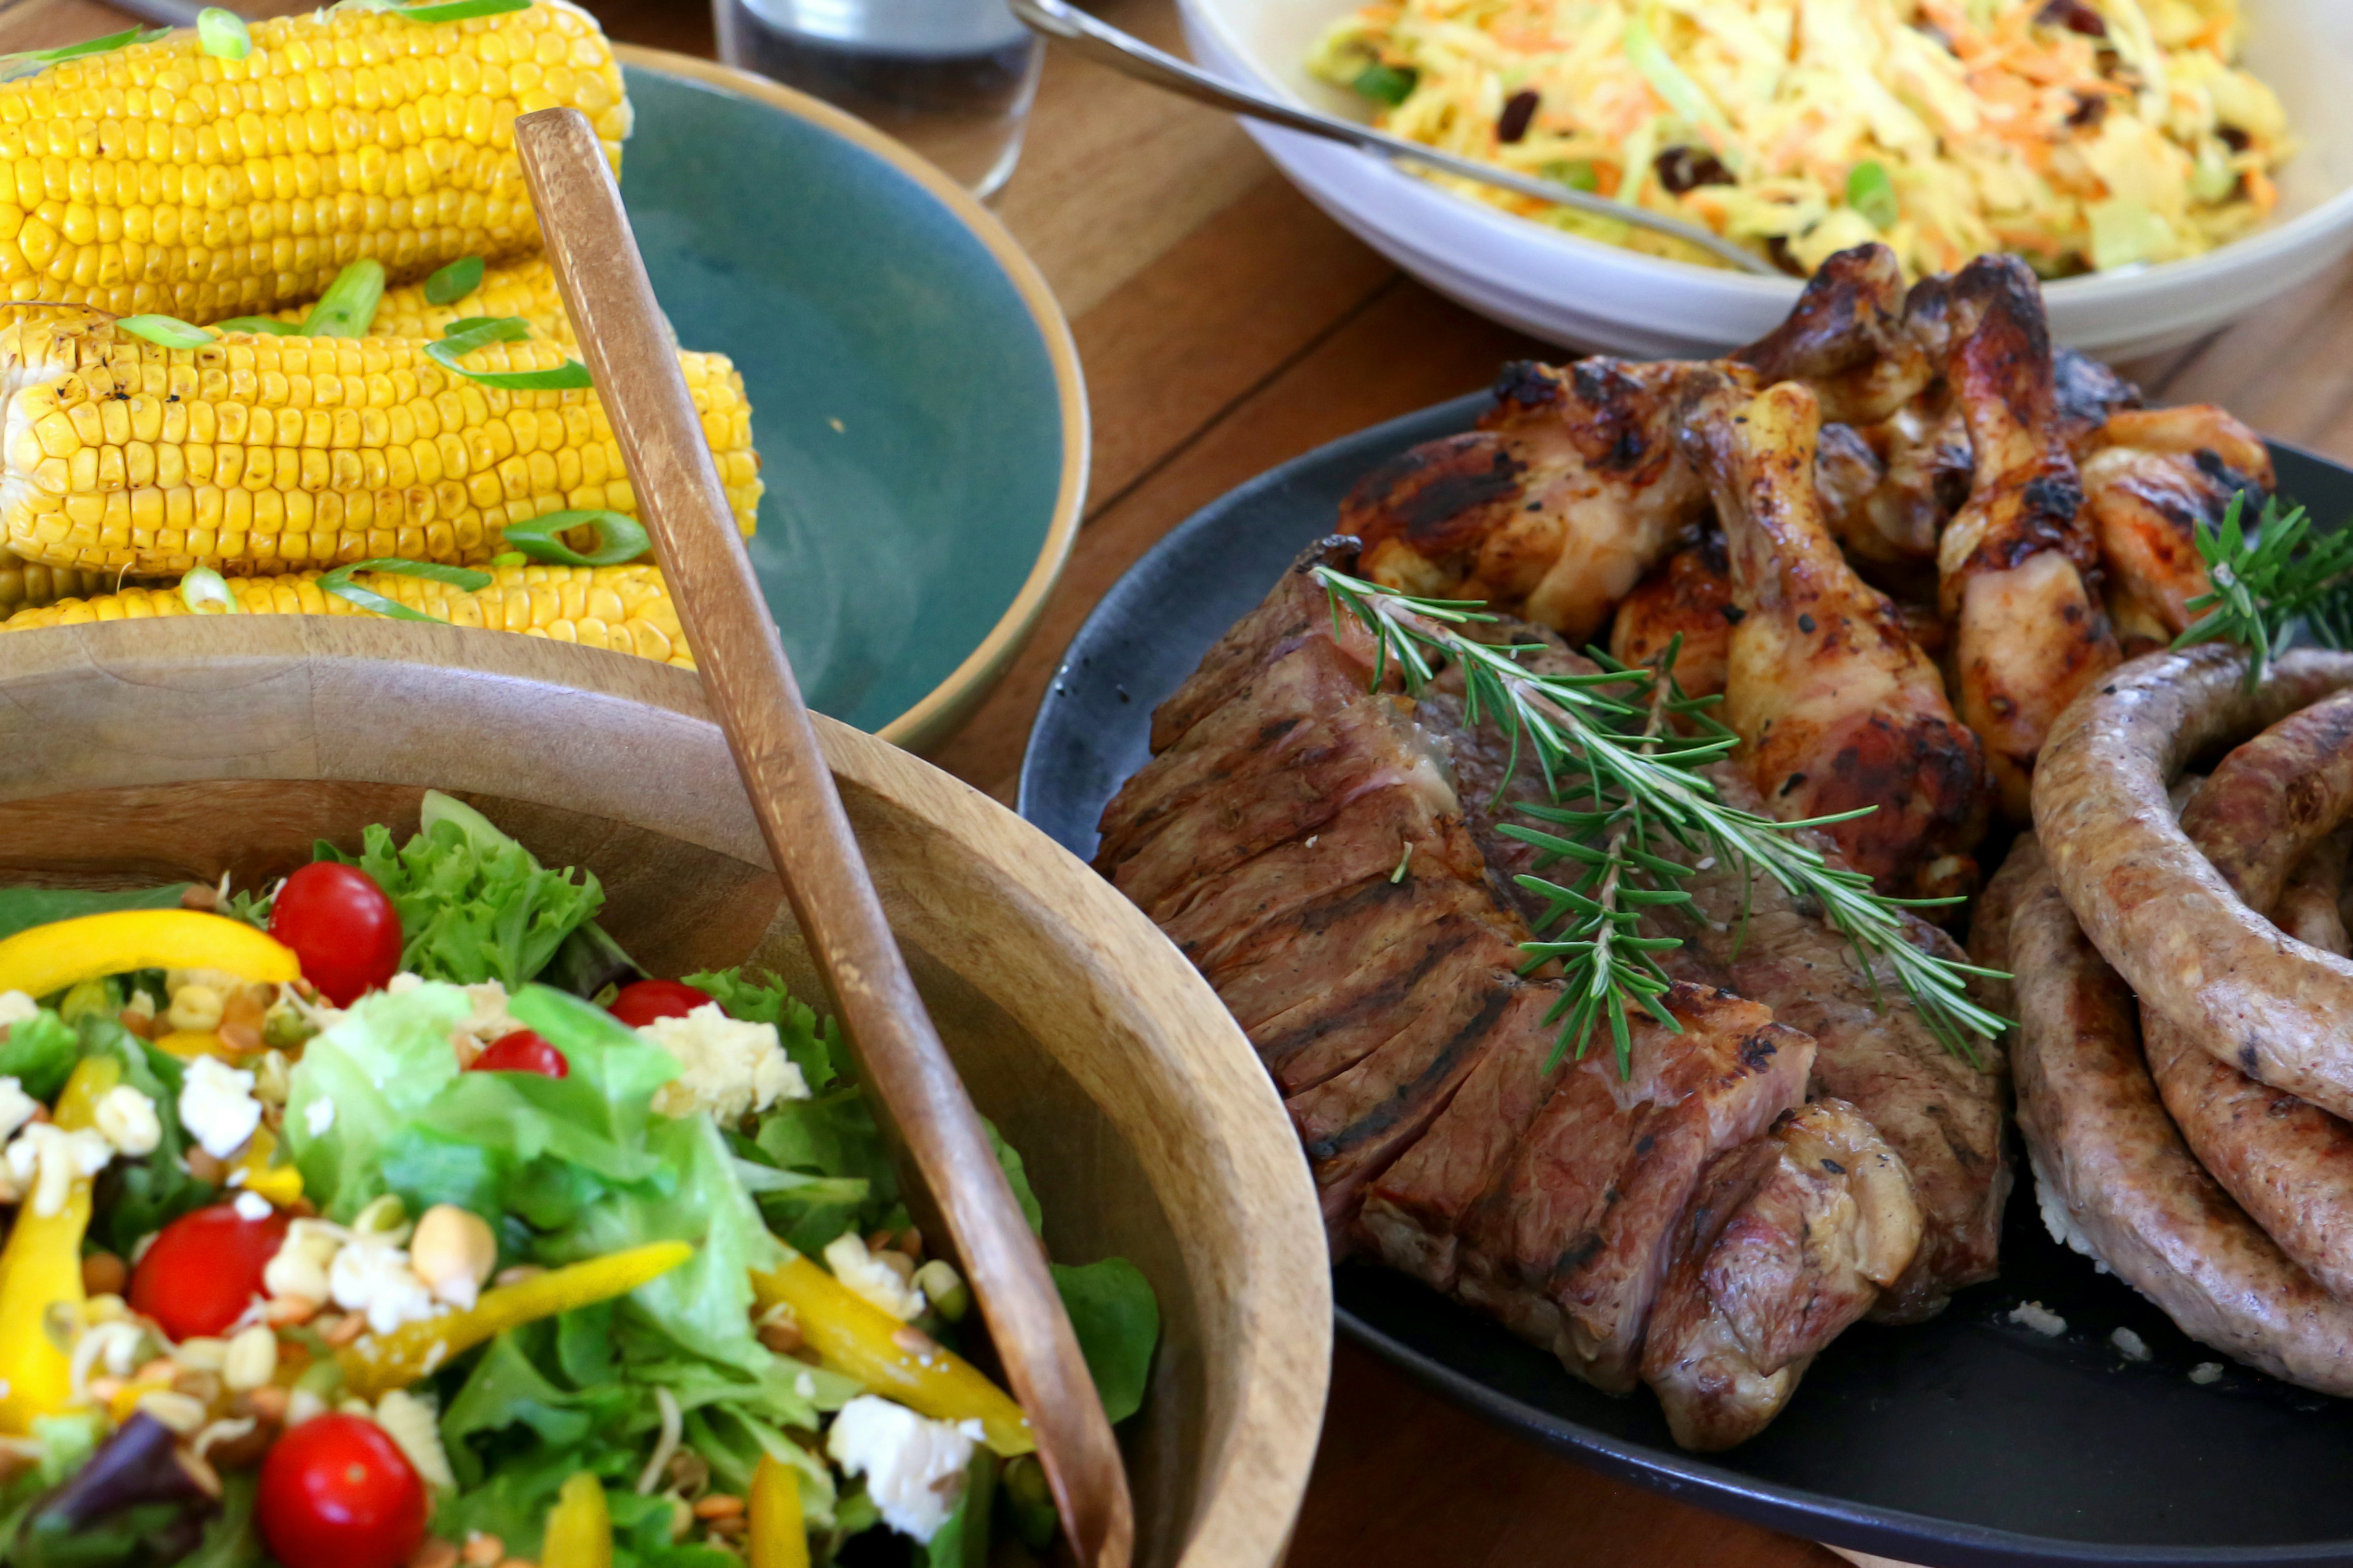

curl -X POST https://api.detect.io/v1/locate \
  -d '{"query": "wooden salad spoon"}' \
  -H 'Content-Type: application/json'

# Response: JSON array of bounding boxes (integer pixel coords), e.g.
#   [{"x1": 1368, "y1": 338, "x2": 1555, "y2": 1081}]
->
[{"x1": 514, "y1": 106, "x2": 1136, "y2": 1568}]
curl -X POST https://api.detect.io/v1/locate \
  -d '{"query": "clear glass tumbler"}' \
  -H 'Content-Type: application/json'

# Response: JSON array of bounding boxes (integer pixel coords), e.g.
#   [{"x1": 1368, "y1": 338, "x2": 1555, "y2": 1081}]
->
[{"x1": 714, "y1": 0, "x2": 1046, "y2": 200}]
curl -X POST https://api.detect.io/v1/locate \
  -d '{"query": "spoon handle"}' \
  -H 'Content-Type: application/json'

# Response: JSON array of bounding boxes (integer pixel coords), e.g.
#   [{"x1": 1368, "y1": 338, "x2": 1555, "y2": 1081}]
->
[
  {"x1": 1008, "y1": 0, "x2": 1781, "y2": 278},
  {"x1": 514, "y1": 106, "x2": 1134, "y2": 1568}
]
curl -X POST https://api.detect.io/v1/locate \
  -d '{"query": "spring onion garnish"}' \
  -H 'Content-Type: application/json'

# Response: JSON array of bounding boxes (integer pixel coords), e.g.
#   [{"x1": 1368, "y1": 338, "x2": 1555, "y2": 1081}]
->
[
  {"x1": 114, "y1": 315, "x2": 214, "y2": 350},
  {"x1": 1848, "y1": 161, "x2": 1900, "y2": 230},
  {"x1": 301, "y1": 259, "x2": 386, "y2": 339},
  {"x1": 423, "y1": 255, "x2": 484, "y2": 307},
  {"x1": 211, "y1": 316, "x2": 306, "y2": 336},
  {"x1": 501, "y1": 510, "x2": 649, "y2": 568},
  {"x1": 179, "y1": 567, "x2": 241, "y2": 615},
  {"x1": 2174, "y1": 491, "x2": 2353, "y2": 691},
  {"x1": 1, "y1": 25, "x2": 169, "y2": 69},
  {"x1": 1315, "y1": 567, "x2": 2005, "y2": 1071},
  {"x1": 490, "y1": 551, "x2": 526, "y2": 567},
  {"x1": 198, "y1": 8, "x2": 251, "y2": 60},
  {"x1": 319, "y1": 558, "x2": 492, "y2": 623},
  {"x1": 1352, "y1": 61, "x2": 1416, "y2": 107},
  {"x1": 338, "y1": 0, "x2": 534, "y2": 22},
  {"x1": 427, "y1": 315, "x2": 592, "y2": 391}
]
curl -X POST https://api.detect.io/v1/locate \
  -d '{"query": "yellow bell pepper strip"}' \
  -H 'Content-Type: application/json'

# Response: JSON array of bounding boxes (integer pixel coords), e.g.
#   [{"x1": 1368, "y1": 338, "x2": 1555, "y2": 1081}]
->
[
  {"x1": 0, "y1": 910, "x2": 298, "y2": 1002},
  {"x1": 0, "y1": 1056, "x2": 118, "y2": 1433},
  {"x1": 339, "y1": 1241, "x2": 693, "y2": 1398},
  {"x1": 747, "y1": 1453, "x2": 808, "y2": 1568},
  {"x1": 749, "y1": 1255, "x2": 1034, "y2": 1457},
  {"x1": 540, "y1": 1472, "x2": 612, "y2": 1568},
  {"x1": 231, "y1": 1123, "x2": 303, "y2": 1208}
]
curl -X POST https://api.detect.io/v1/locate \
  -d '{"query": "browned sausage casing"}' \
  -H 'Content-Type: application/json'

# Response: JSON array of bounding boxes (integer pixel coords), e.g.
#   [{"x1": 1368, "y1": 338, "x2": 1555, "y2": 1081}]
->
[
  {"x1": 2145, "y1": 693, "x2": 2353, "y2": 1300},
  {"x1": 2003, "y1": 833, "x2": 2353, "y2": 1393},
  {"x1": 2031, "y1": 645, "x2": 2353, "y2": 1117}
]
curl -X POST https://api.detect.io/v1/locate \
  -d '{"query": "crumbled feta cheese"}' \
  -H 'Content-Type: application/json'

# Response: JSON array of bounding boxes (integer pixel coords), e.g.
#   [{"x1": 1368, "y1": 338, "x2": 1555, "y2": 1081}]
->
[
  {"x1": 304, "y1": 1097, "x2": 335, "y2": 1137},
  {"x1": 2190, "y1": 1361, "x2": 2224, "y2": 1385},
  {"x1": 454, "y1": 982, "x2": 526, "y2": 1049},
  {"x1": 264, "y1": 1218, "x2": 348, "y2": 1304},
  {"x1": 0, "y1": 991, "x2": 40, "y2": 1029},
  {"x1": 640, "y1": 1003, "x2": 808, "y2": 1122},
  {"x1": 372, "y1": 1391, "x2": 457, "y2": 1491},
  {"x1": 385, "y1": 973, "x2": 425, "y2": 995},
  {"x1": 2008, "y1": 1300, "x2": 2067, "y2": 1336},
  {"x1": 824, "y1": 1232, "x2": 926, "y2": 1322},
  {"x1": 3, "y1": 1124, "x2": 112, "y2": 1216},
  {"x1": 0, "y1": 1076, "x2": 36, "y2": 1141},
  {"x1": 328, "y1": 1237, "x2": 442, "y2": 1336},
  {"x1": 93, "y1": 1085, "x2": 161, "y2": 1157},
  {"x1": 178, "y1": 1057, "x2": 262, "y2": 1160},
  {"x1": 795, "y1": 1371, "x2": 817, "y2": 1400},
  {"x1": 232, "y1": 1191, "x2": 274, "y2": 1223},
  {"x1": 2110, "y1": 1326, "x2": 2151, "y2": 1363},
  {"x1": 825, "y1": 1397, "x2": 978, "y2": 1544}
]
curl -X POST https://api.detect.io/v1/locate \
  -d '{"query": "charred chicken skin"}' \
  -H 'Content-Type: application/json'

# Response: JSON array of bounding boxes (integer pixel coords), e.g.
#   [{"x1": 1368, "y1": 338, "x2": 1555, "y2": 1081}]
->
[
  {"x1": 1936, "y1": 255, "x2": 2121, "y2": 818},
  {"x1": 1678, "y1": 374, "x2": 1988, "y2": 900},
  {"x1": 2080, "y1": 404, "x2": 2274, "y2": 645}
]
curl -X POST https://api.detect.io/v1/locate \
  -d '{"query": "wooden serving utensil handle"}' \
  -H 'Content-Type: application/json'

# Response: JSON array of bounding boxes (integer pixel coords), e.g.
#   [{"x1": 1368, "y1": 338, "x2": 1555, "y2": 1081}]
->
[{"x1": 514, "y1": 107, "x2": 1135, "y2": 1568}]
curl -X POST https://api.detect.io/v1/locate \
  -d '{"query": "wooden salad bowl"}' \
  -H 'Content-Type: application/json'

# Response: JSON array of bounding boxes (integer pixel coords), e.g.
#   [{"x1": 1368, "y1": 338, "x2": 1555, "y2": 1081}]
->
[{"x1": 0, "y1": 617, "x2": 1331, "y2": 1568}]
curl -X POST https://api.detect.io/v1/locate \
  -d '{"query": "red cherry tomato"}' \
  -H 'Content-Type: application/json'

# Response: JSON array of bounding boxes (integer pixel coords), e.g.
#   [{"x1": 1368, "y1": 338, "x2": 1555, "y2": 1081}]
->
[
  {"x1": 608, "y1": 978, "x2": 713, "y2": 1028},
  {"x1": 469, "y1": 1029, "x2": 568, "y2": 1078},
  {"x1": 257, "y1": 1413, "x2": 427, "y2": 1568},
  {"x1": 269, "y1": 862, "x2": 403, "y2": 1006},
  {"x1": 127, "y1": 1202, "x2": 290, "y2": 1341}
]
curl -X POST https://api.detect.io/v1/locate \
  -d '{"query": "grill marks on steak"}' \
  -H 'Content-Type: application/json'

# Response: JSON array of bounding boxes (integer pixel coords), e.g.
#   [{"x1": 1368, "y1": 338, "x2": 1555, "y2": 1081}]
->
[
  {"x1": 1420, "y1": 635, "x2": 2007, "y2": 1322},
  {"x1": 1098, "y1": 542, "x2": 1943, "y2": 1435}
]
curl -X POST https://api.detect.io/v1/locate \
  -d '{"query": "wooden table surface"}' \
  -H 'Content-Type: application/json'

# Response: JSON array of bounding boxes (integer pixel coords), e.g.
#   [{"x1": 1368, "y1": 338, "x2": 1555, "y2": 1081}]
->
[{"x1": 27, "y1": 0, "x2": 2353, "y2": 1560}]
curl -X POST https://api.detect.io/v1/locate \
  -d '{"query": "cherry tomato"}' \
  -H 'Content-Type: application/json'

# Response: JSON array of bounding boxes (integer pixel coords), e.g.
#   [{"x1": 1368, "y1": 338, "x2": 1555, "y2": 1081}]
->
[
  {"x1": 469, "y1": 1029, "x2": 568, "y2": 1078},
  {"x1": 257, "y1": 1413, "x2": 427, "y2": 1568},
  {"x1": 608, "y1": 978, "x2": 713, "y2": 1028},
  {"x1": 269, "y1": 862, "x2": 403, "y2": 1006},
  {"x1": 127, "y1": 1202, "x2": 290, "y2": 1341}
]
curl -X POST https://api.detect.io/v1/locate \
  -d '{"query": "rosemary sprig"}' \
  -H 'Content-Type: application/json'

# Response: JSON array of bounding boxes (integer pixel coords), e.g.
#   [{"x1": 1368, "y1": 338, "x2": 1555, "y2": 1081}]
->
[
  {"x1": 1316, "y1": 566, "x2": 2006, "y2": 1070},
  {"x1": 2175, "y1": 492, "x2": 2353, "y2": 689}
]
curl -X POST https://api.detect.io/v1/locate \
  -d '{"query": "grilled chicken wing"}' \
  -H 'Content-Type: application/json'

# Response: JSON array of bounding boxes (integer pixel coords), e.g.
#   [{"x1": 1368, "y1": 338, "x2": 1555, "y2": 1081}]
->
[
  {"x1": 1679, "y1": 375, "x2": 1987, "y2": 899},
  {"x1": 1608, "y1": 528, "x2": 1737, "y2": 698},
  {"x1": 1348, "y1": 246, "x2": 1924, "y2": 643},
  {"x1": 2081, "y1": 405, "x2": 2273, "y2": 643},
  {"x1": 1937, "y1": 257, "x2": 2121, "y2": 818}
]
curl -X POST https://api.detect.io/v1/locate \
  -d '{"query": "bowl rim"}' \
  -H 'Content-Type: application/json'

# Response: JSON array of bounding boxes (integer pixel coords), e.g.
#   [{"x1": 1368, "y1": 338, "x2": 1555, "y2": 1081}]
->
[
  {"x1": 1173, "y1": 0, "x2": 2353, "y2": 306},
  {"x1": 616, "y1": 46, "x2": 1090, "y2": 754}
]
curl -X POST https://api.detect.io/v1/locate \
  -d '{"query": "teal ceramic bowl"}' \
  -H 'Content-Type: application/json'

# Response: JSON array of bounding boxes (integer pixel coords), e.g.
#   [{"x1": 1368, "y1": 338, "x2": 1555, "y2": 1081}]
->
[{"x1": 614, "y1": 49, "x2": 1086, "y2": 752}]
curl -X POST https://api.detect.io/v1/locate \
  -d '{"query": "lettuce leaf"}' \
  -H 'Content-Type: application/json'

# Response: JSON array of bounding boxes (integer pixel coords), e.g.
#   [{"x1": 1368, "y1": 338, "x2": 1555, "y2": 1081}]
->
[
  {"x1": 681, "y1": 967, "x2": 839, "y2": 1091},
  {"x1": 0, "y1": 885, "x2": 189, "y2": 945},
  {"x1": 1050, "y1": 1260, "x2": 1159, "y2": 1424},
  {"x1": 322, "y1": 792, "x2": 601, "y2": 988},
  {"x1": 0, "y1": 1007, "x2": 80, "y2": 1099},
  {"x1": 984, "y1": 1119, "x2": 1044, "y2": 1237},
  {"x1": 285, "y1": 982, "x2": 470, "y2": 1219}
]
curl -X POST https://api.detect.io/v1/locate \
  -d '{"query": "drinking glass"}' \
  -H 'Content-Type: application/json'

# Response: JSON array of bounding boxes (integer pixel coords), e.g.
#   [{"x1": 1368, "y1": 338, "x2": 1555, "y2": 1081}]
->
[{"x1": 713, "y1": 0, "x2": 1047, "y2": 200}]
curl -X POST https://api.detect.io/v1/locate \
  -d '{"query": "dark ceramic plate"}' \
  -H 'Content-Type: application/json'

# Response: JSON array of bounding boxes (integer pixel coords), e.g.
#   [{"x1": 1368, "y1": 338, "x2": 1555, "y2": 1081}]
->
[{"x1": 1015, "y1": 392, "x2": 2353, "y2": 1567}]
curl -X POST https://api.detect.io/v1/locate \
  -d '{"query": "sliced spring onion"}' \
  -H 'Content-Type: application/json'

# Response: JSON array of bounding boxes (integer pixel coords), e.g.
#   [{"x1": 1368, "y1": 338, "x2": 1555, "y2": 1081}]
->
[
  {"x1": 198, "y1": 9, "x2": 251, "y2": 60},
  {"x1": 114, "y1": 315, "x2": 214, "y2": 350},
  {"x1": 179, "y1": 567, "x2": 241, "y2": 615},
  {"x1": 319, "y1": 557, "x2": 492, "y2": 623},
  {"x1": 1351, "y1": 61, "x2": 1416, "y2": 107},
  {"x1": 212, "y1": 316, "x2": 305, "y2": 336},
  {"x1": 423, "y1": 255, "x2": 484, "y2": 307},
  {"x1": 1846, "y1": 161, "x2": 1900, "y2": 231},
  {"x1": 490, "y1": 552, "x2": 527, "y2": 567},
  {"x1": 2, "y1": 25, "x2": 169, "y2": 68},
  {"x1": 500, "y1": 510, "x2": 649, "y2": 568},
  {"x1": 301, "y1": 259, "x2": 386, "y2": 339},
  {"x1": 426, "y1": 316, "x2": 592, "y2": 391},
  {"x1": 340, "y1": 0, "x2": 533, "y2": 21},
  {"x1": 1544, "y1": 159, "x2": 1601, "y2": 193}
]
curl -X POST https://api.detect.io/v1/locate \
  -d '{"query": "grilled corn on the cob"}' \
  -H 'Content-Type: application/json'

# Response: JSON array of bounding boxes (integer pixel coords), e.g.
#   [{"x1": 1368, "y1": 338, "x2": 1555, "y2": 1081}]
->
[
  {"x1": 0, "y1": 547, "x2": 101, "y2": 616},
  {"x1": 0, "y1": 306, "x2": 760, "y2": 576},
  {"x1": 6, "y1": 562, "x2": 694, "y2": 667},
  {"x1": 0, "y1": 1, "x2": 627, "y2": 324},
  {"x1": 277, "y1": 255, "x2": 576, "y2": 344}
]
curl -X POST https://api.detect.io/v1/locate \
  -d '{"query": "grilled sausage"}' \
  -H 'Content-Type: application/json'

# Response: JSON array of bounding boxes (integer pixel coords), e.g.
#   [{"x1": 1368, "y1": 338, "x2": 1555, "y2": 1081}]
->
[
  {"x1": 2003, "y1": 833, "x2": 2353, "y2": 1393},
  {"x1": 2031, "y1": 645, "x2": 2353, "y2": 1118},
  {"x1": 2142, "y1": 693, "x2": 2353, "y2": 1300}
]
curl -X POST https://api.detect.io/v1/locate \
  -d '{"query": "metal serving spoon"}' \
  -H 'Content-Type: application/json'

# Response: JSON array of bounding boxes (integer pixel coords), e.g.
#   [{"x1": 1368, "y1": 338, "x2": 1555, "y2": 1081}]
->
[{"x1": 1007, "y1": 0, "x2": 1779, "y2": 277}]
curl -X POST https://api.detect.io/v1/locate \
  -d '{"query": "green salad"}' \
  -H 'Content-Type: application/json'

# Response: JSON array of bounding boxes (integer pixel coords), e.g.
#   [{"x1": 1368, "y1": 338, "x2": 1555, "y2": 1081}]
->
[{"x1": 0, "y1": 792, "x2": 1156, "y2": 1568}]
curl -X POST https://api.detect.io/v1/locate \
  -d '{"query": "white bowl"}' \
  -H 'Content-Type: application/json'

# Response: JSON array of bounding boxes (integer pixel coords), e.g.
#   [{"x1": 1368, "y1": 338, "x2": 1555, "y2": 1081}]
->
[{"x1": 1179, "y1": 0, "x2": 2353, "y2": 360}]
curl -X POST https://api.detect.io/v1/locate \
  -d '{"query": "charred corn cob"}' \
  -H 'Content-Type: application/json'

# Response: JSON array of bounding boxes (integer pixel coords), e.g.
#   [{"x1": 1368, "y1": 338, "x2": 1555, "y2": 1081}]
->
[
  {"x1": 0, "y1": 1, "x2": 628, "y2": 324},
  {"x1": 6, "y1": 562, "x2": 694, "y2": 667},
  {"x1": 0, "y1": 547, "x2": 101, "y2": 616},
  {"x1": 275, "y1": 254, "x2": 576, "y2": 343},
  {"x1": 0, "y1": 307, "x2": 761, "y2": 576}
]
